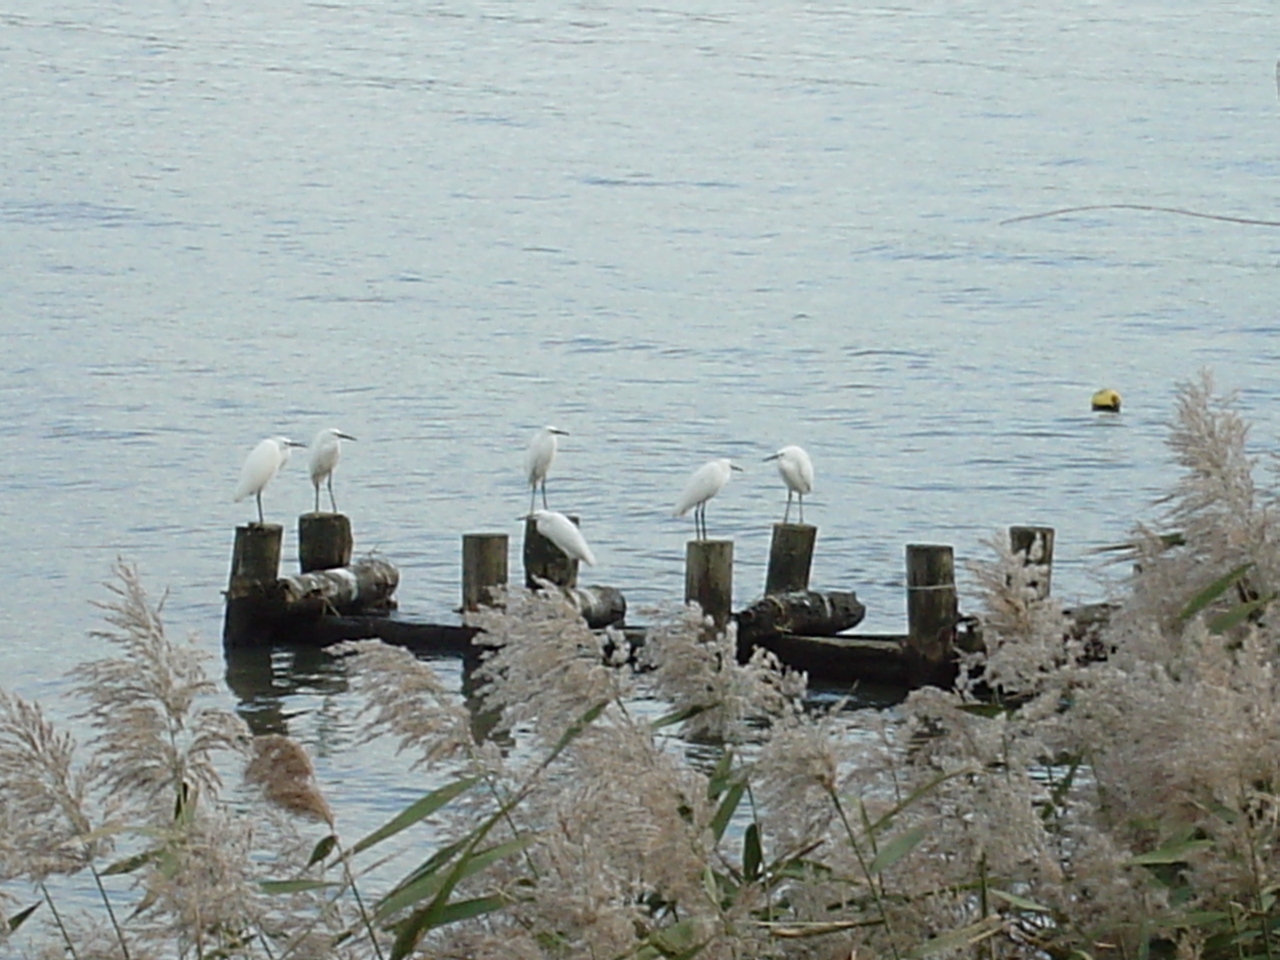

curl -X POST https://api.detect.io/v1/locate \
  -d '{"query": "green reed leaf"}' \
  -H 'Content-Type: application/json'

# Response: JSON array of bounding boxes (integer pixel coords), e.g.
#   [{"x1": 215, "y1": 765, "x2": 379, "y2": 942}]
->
[
  {"x1": 1176, "y1": 562, "x2": 1255, "y2": 623},
  {"x1": 867, "y1": 824, "x2": 927, "y2": 875},
  {"x1": 350, "y1": 776, "x2": 480, "y2": 857}
]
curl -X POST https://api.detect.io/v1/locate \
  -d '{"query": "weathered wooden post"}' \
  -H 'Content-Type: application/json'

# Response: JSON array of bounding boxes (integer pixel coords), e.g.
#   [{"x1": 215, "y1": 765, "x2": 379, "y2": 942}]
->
[
  {"x1": 686, "y1": 540, "x2": 733, "y2": 630},
  {"x1": 904, "y1": 543, "x2": 958, "y2": 686},
  {"x1": 524, "y1": 515, "x2": 579, "y2": 588},
  {"x1": 462, "y1": 533, "x2": 509, "y2": 610},
  {"x1": 1009, "y1": 525, "x2": 1054, "y2": 599},
  {"x1": 299, "y1": 513, "x2": 353, "y2": 573},
  {"x1": 765, "y1": 523, "x2": 817, "y2": 595},
  {"x1": 224, "y1": 524, "x2": 284, "y2": 646}
]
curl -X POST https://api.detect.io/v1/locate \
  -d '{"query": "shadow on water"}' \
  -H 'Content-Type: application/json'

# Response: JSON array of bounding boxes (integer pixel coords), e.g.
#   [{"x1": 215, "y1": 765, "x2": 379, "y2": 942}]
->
[{"x1": 224, "y1": 635, "x2": 907, "y2": 744}]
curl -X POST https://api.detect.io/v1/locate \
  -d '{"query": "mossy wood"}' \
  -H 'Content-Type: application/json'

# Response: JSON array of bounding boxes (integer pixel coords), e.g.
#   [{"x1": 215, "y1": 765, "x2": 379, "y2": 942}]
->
[
  {"x1": 279, "y1": 557, "x2": 399, "y2": 616},
  {"x1": 764, "y1": 523, "x2": 817, "y2": 595},
  {"x1": 686, "y1": 539, "x2": 733, "y2": 628},
  {"x1": 298, "y1": 512, "x2": 353, "y2": 573},
  {"x1": 224, "y1": 524, "x2": 285, "y2": 646},
  {"x1": 904, "y1": 543, "x2": 958, "y2": 687},
  {"x1": 462, "y1": 533, "x2": 508, "y2": 611},
  {"x1": 735, "y1": 590, "x2": 865, "y2": 649},
  {"x1": 228, "y1": 523, "x2": 283, "y2": 593},
  {"x1": 225, "y1": 517, "x2": 401, "y2": 646}
]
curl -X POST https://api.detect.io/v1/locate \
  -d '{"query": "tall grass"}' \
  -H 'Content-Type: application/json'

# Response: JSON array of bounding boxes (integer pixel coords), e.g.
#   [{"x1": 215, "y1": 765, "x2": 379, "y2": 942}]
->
[{"x1": 3, "y1": 371, "x2": 1280, "y2": 958}]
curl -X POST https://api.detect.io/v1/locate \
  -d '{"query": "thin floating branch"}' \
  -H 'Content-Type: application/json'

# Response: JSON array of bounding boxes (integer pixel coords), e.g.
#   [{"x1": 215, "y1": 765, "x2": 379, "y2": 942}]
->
[{"x1": 1000, "y1": 203, "x2": 1280, "y2": 227}]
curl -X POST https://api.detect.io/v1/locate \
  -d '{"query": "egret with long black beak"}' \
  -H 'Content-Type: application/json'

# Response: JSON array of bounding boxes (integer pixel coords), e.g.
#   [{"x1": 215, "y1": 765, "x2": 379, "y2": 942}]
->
[
  {"x1": 235, "y1": 435, "x2": 305, "y2": 525},
  {"x1": 764, "y1": 445, "x2": 814, "y2": 524},
  {"x1": 673, "y1": 458, "x2": 743, "y2": 540},
  {"x1": 308, "y1": 427, "x2": 356, "y2": 513},
  {"x1": 524, "y1": 425, "x2": 569, "y2": 512}
]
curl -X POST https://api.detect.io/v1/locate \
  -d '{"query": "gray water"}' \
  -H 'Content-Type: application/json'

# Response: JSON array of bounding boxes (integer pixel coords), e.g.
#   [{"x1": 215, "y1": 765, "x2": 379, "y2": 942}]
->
[{"x1": 3, "y1": 0, "x2": 1279, "y2": 829}]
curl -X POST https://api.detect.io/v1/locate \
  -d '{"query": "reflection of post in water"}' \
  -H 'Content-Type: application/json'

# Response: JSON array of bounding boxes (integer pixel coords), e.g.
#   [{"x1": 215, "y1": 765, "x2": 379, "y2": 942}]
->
[
  {"x1": 459, "y1": 642, "x2": 509, "y2": 748},
  {"x1": 224, "y1": 635, "x2": 498, "y2": 743},
  {"x1": 223, "y1": 643, "x2": 352, "y2": 737}
]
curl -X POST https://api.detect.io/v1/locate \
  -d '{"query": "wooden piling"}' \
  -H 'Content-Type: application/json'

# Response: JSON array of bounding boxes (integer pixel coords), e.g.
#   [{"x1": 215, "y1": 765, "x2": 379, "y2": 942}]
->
[
  {"x1": 1009, "y1": 525, "x2": 1055, "y2": 599},
  {"x1": 523, "y1": 515, "x2": 579, "y2": 589},
  {"x1": 299, "y1": 513, "x2": 353, "y2": 573},
  {"x1": 904, "y1": 543, "x2": 958, "y2": 686},
  {"x1": 462, "y1": 533, "x2": 509, "y2": 610},
  {"x1": 224, "y1": 524, "x2": 284, "y2": 646},
  {"x1": 685, "y1": 539, "x2": 733, "y2": 629},
  {"x1": 765, "y1": 523, "x2": 817, "y2": 595},
  {"x1": 228, "y1": 524, "x2": 283, "y2": 593}
]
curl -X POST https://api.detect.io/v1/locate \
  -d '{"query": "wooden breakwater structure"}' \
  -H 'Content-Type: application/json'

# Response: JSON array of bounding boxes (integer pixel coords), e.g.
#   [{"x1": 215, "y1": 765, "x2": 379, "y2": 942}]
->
[{"x1": 223, "y1": 509, "x2": 1099, "y2": 690}]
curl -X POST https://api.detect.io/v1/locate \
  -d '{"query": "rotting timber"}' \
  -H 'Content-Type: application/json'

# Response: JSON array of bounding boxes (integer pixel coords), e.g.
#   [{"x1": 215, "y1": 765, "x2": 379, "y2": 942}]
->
[
  {"x1": 222, "y1": 514, "x2": 1110, "y2": 693},
  {"x1": 224, "y1": 516, "x2": 472, "y2": 650},
  {"x1": 223, "y1": 514, "x2": 627, "y2": 650}
]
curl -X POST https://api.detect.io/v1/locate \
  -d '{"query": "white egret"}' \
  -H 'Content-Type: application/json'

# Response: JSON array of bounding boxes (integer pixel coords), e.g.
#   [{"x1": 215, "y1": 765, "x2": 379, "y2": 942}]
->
[
  {"x1": 234, "y1": 436, "x2": 305, "y2": 525},
  {"x1": 673, "y1": 458, "x2": 743, "y2": 540},
  {"x1": 528, "y1": 508, "x2": 597, "y2": 566},
  {"x1": 524, "y1": 425, "x2": 568, "y2": 511},
  {"x1": 764, "y1": 445, "x2": 814, "y2": 524},
  {"x1": 308, "y1": 427, "x2": 356, "y2": 513}
]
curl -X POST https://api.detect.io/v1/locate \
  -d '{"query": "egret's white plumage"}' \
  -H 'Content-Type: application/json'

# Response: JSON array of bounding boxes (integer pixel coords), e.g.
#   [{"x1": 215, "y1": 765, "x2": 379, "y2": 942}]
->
[
  {"x1": 234, "y1": 436, "x2": 304, "y2": 525},
  {"x1": 764, "y1": 445, "x2": 814, "y2": 524},
  {"x1": 308, "y1": 427, "x2": 356, "y2": 513},
  {"x1": 673, "y1": 458, "x2": 743, "y2": 540},
  {"x1": 529, "y1": 508, "x2": 596, "y2": 566},
  {"x1": 524, "y1": 425, "x2": 568, "y2": 511}
]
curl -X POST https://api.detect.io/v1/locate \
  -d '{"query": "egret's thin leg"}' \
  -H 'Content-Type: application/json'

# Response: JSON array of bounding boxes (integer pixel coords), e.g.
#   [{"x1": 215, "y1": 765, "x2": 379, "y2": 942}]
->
[
  {"x1": 327, "y1": 474, "x2": 337, "y2": 513},
  {"x1": 798, "y1": 494, "x2": 804, "y2": 524},
  {"x1": 541, "y1": 482, "x2": 548, "y2": 510},
  {"x1": 256, "y1": 491, "x2": 265, "y2": 525},
  {"x1": 784, "y1": 491, "x2": 793, "y2": 524},
  {"x1": 314, "y1": 483, "x2": 321, "y2": 514},
  {"x1": 529, "y1": 488, "x2": 537, "y2": 514}
]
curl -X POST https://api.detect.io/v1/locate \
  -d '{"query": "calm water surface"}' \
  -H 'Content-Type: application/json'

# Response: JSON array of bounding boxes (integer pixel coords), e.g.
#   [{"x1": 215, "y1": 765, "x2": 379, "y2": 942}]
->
[{"x1": 2, "y1": 0, "x2": 1279, "y2": 830}]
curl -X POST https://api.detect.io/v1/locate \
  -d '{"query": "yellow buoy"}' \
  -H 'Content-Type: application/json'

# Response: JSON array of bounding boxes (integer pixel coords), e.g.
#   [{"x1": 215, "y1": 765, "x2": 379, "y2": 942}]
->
[{"x1": 1091, "y1": 388, "x2": 1121, "y2": 412}]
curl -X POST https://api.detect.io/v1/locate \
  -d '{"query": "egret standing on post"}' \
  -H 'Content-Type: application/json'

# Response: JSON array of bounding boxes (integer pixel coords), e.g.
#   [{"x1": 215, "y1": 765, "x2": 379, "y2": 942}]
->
[
  {"x1": 674, "y1": 458, "x2": 743, "y2": 540},
  {"x1": 524, "y1": 425, "x2": 568, "y2": 512},
  {"x1": 528, "y1": 508, "x2": 597, "y2": 566},
  {"x1": 234, "y1": 436, "x2": 305, "y2": 525},
  {"x1": 308, "y1": 427, "x2": 356, "y2": 513},
  {"x1": 764, "y1": 445, "x2": 814, "y2": 524}
]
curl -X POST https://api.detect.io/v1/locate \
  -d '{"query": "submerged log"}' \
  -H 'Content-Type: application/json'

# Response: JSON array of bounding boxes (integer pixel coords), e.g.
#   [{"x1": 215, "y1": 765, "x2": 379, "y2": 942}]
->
[
  {"x1": 753, "y1": 633, "x2": 906, "y2": 685},
  {"x1": 735, "y1": 590, "x2": 866, "y2": 648},
  {"x1": 276, "y1": 615, "x2": 481, "y2": 653}
]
